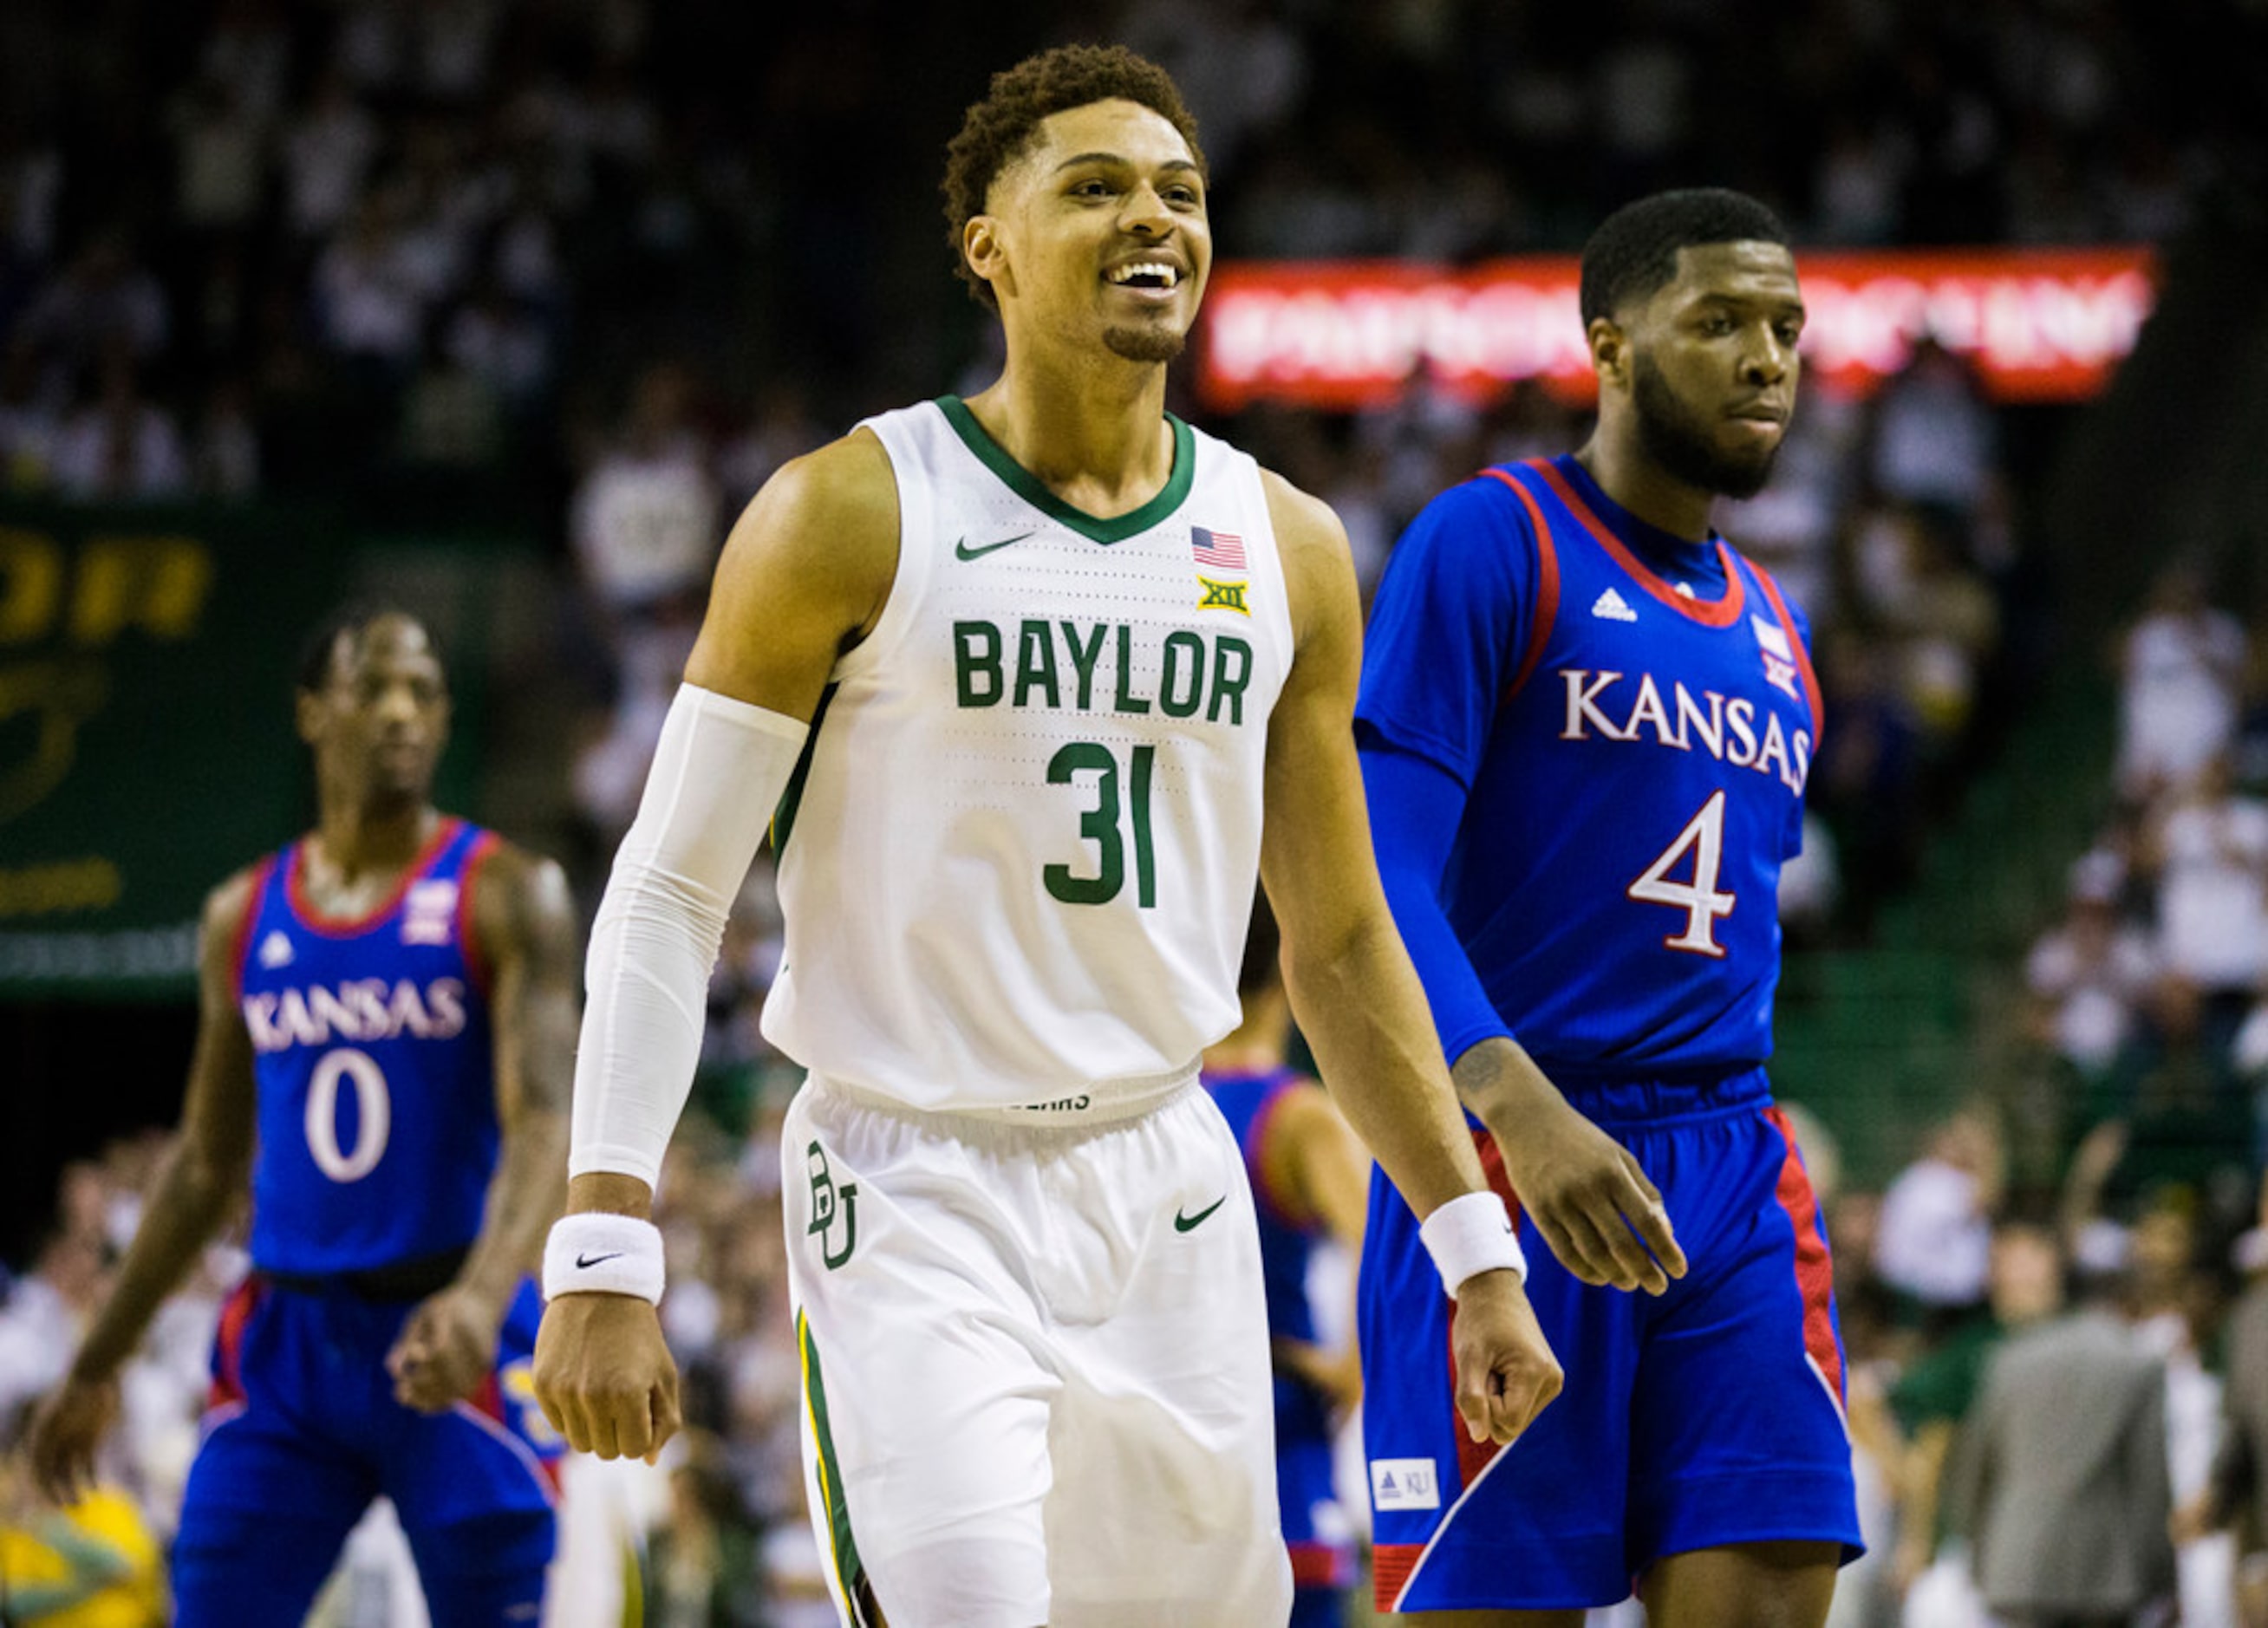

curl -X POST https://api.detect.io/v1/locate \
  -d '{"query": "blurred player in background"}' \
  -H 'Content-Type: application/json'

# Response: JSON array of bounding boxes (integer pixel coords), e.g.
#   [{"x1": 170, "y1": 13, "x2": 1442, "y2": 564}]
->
[
  {"x1": 1200, "y1": 898, "x2": 1371, "y2": 1628},
  {"x1": 1357, "y1": 188, "x2": 1861, "y2": 1624},
  {"x1": 533, "y1": 42, "x2": 1558, "y2": 1628},
  {"x1": 27, "y1": 609, "x2": 577, "y2": 1628}
]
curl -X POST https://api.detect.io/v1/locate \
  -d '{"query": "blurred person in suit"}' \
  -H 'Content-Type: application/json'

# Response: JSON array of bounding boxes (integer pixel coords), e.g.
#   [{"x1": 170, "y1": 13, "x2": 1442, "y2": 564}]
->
[
  {"x1": 2175, "y1": 1207, "x2": 2268, "y2": 1627},
  {"x1": 1952, "y1": 1254, "x2": 2174, "y2": 1628}
]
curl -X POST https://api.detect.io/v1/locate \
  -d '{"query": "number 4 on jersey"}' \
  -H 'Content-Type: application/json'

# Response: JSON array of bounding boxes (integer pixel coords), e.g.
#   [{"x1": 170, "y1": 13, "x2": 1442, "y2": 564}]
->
[{"x1": 1628, "y1": 791, "x2": 1736, "y2": 957}]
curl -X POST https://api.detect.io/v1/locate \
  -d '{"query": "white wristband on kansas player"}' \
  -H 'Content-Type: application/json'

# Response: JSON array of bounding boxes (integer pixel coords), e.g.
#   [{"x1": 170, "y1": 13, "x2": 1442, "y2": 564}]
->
[
  {"x1": 543, "y1": 1213, "x2": 666, "y2": 1304},
  {"x1": 1420, "y1": 1190, "x2": 1526, "y2": 1296}
]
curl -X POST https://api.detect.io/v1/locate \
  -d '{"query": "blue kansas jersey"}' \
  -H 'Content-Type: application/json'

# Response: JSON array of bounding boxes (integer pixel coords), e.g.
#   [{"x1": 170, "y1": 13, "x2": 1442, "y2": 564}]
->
[
  {"x1": 1355, "y1": 455, "x2": 1858, "y2": 1612},
  {"x1": 234, "y1": 818, "x2": 501, "y2": 1276},
  {"x1": 181, "y1": 817, "x2": 559, "y2": 1628},
  {"x1": 1356, "y1": 453, "x2": 1819, "y2": 1075}
]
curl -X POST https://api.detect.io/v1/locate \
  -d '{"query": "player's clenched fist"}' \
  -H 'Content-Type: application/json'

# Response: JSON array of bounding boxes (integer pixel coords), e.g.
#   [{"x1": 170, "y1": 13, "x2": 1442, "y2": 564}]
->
[
  {"x1": 1449, "y1": 1268, "x2": 1563, "y2": 1445},
  {"x1": 533, "y1": 1294, "x2": 682, "y2": 1463},
  {"x1": 386, "y1": 1286, "x2": 505, "y2": 1414}
]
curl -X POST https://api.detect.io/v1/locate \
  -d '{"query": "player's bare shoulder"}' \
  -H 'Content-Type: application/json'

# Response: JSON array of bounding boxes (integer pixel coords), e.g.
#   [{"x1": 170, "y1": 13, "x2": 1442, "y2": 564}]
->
[
  {"x1": 1256, "y1": 465, "x2": 1359, "y2": 658},
  {"x1": 466, "y1": 838, "x2": 577, "y2": 964},
  {"x1": 193, "y1": 863, "x2": 277, "y2": 1043},
  {"x1": 198, "y1": 863, "x2": 270, "y2": 984},
  {"x1": 1258, "y1": 466, "x2": 1352, "y2": 564},
  {"x1": 691, "y1": 427, "x2": 904, "y2": 711},
  {"x1": 718, "y1": 428, "x2": 901, "y2": 632}
]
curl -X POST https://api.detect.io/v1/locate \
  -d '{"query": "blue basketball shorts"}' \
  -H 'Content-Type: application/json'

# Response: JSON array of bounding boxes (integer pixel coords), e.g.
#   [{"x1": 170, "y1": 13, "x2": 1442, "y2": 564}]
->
[
  {"x1": 1275, "y1": 1393, "x2": 1355, "y2": 1613},
  {"x1": 1359, "y1": 1067, "x2": 1861, "y2": 1612},
  {"x1": 172, "y1": 1274, "x2": 561, "y2": 1628}
]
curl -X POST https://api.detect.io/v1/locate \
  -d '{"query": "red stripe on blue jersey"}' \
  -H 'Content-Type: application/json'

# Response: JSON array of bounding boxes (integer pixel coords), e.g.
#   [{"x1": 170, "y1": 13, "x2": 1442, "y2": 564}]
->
[
  {"x1": 283, "y1": 817, "x2": 466, "y2": 938},
  {"x1": 230, "y1": 856, "x2": 276, "y2": 1002},
  {"x1": 1765, "y1": 1107, "x2": 1845, "y2": 1403},
  {"x1": 206, "y1": 1277, "x2": 268, "y2": 1410},
  {"x1": 1532, "y1": 458, "x2": 1747, "y2": 627},
  {"x1": 1373, "y1": 1544, "x2": 1422, "y2": 1611},
  {"x1": 1288, "y1": 1540, "x2": 1355, "y2": 1589},
  {"x1": 455, "y1": 829, "x2": 502, "y2": 997},
  {"x1": 1480, "y1": 468, "x2": 1561, "y2": 701},
  {"x1": 466, "y1": 1370, "x2": 564, "y2": 1501}
]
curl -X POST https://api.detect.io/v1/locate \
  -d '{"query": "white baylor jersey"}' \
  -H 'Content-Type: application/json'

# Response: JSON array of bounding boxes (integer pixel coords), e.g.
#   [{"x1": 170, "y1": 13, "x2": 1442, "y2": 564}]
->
[{"x1": 761, "y1": 397, "x2": 1294, "y2": 1115}]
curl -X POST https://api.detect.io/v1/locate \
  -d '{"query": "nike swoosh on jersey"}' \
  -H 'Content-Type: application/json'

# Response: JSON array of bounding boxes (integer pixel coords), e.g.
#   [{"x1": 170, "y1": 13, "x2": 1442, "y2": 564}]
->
[
  {"x1": 1174, "y1": 1195, "x2": 1228, "y2": 1233},
  {"x1": 955, "y1": 531, "x2": 1036, "y2": 561}
]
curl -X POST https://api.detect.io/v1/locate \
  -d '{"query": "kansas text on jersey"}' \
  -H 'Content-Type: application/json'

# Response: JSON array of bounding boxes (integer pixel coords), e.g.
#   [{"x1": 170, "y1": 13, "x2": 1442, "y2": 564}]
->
[{"x1": 232, "y1": 819, "x2": 501, "y2": 1277}]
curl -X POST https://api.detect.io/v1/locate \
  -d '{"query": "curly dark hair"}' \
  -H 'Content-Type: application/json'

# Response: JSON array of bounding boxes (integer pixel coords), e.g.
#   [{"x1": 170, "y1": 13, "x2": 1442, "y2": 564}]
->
[
  {"x1": 941, "y1": 43, "x2": 1206, "y2": 312},
  {"x1": 1578, "y1": 188, "x2": 1790, "y2": 326}
]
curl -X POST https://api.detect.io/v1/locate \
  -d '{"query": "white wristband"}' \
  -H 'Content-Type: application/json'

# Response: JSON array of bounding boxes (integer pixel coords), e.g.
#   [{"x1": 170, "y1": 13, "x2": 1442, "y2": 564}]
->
[
  {"x1": 1419, "y1": 1191, "x2": 1527, "y2": 1297},
  {"x1": 543, "y1": 1213, "x2": 666, "y2": 1304}
]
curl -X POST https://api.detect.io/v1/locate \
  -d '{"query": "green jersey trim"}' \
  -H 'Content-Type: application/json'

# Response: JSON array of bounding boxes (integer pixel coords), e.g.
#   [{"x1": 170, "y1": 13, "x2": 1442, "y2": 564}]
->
[
  {"x1": 769, "y1": 682, "x2": 837, "y2": 857},
  {"x1": 935, "y1": 394, "x2": 1195, "y2": 545}
]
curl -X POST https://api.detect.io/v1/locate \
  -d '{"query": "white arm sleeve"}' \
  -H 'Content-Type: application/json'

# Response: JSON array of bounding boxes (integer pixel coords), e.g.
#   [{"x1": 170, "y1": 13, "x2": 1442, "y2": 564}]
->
[{"x1": 569, "y1": 683, "x2": 810, "y2": 1188}]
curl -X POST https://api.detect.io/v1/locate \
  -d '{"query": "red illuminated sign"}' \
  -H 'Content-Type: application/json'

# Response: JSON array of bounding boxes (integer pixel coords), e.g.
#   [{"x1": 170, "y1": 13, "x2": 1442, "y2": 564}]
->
[{"x1": 1197, "y1": 248, "x2": 2157, "y2": 410}]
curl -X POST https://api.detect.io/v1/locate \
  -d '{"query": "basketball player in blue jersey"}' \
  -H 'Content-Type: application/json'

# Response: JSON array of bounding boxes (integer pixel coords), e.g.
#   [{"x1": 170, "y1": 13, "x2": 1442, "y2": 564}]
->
[
  {"x1": 27, "y1": 609, "x2": 579, "y2": 1628},
  {"x1": 1356, "y1": 189, "x2": 1861, "y2": 1625},
  {"x1": 1201, "y1": 900, "x2": 1372, "y2": 1628}
]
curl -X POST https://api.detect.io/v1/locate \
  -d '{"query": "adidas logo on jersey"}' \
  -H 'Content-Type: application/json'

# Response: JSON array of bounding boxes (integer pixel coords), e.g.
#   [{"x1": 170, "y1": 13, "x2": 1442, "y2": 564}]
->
[
  {"x1": 1370, "y1": 1458, "x2": 1441, "y2": 1511},
  {"x1": 257, "y1": 930, "x2": 294, "y2": 969},
  {"x1": 1591, "y1": 587, "x2": 1639, "y2": 622}
]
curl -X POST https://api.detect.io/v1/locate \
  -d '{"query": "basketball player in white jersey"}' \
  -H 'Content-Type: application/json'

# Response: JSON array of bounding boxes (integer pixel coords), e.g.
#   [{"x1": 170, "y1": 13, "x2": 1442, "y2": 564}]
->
[{"x1": 532, "y1": 45, "x2": 1560, "y2": 1628}]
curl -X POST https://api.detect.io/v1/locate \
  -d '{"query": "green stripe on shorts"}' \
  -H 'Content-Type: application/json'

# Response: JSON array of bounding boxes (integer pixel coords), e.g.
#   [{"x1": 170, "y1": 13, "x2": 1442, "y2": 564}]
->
[{"x1": 798, "y1": 1308, "x2": 875, "y2": 1625}]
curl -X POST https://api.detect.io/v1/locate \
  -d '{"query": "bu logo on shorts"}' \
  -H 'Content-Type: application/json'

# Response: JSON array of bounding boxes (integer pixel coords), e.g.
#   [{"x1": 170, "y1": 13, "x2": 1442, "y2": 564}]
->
[{"x1": 806, "y1": 1141, "x2": 858, "y2": 1270}]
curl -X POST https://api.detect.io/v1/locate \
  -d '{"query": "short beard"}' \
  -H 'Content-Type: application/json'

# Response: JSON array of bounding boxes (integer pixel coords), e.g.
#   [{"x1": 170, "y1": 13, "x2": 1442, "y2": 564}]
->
[
  {"x1": 1632, "y1": 350, "x2": 1780, "y2": 500},
  {"x1": 1103, "y1": 322, "x2": 1184, "y2": 364}
]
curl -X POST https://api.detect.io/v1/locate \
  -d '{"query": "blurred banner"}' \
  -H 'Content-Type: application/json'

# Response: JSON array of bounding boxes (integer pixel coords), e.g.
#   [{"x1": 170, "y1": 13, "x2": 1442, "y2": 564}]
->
[
  {"x1": 1198, "y1": 246, "x2": 2158, "y2": 412},
  {"x1": 0, "y1": 503, "x2": 505, "y2": 998},
  {"x1": 0, "y1": 502, "x2": 343, "y2": 995}
]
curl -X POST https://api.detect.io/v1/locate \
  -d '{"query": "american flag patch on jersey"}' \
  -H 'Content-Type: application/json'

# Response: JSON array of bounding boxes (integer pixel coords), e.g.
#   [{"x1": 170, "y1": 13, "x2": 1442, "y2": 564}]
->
[{"x1": 1191, "y1": 525, "x2": 1246, "y2": 572}]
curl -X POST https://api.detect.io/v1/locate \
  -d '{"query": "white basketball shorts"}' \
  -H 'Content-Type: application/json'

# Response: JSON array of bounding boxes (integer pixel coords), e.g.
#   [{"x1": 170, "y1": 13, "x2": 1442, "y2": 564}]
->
[{"x1": 781, "y1": 1071, "x2": 1293, "y2": 1628}]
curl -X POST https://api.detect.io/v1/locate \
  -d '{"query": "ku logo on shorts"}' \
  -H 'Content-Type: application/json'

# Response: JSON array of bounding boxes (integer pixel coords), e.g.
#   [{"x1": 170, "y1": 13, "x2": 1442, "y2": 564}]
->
[{"x1": 806, "y1": 1141, "x2": 858, "y2": 1270}]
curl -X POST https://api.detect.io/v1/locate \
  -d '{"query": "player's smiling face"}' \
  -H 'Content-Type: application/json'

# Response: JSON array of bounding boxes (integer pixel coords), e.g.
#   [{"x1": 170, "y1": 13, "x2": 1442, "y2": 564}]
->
[
  {"x1": 301, "y1": 615, "x2": 450, "y2": 806},
  {"x1": 967, "y1": 98, "x2": 1210, "y2": 365},
  {"x1": 1621, "y1": 241, "x2": 1804, "y2": 500}
]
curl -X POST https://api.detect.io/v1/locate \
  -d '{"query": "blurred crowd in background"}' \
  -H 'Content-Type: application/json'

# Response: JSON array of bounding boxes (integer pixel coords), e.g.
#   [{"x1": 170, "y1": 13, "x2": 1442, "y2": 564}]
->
[
  {"x1": 0, "y1": 0, "x2": 2252, "y2": 514},
  {"x1": 4, "y1": 0, "x2": 2268, "y2": 1624}
]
